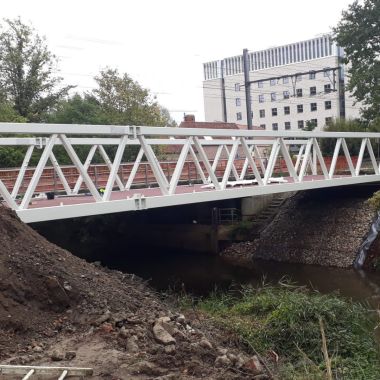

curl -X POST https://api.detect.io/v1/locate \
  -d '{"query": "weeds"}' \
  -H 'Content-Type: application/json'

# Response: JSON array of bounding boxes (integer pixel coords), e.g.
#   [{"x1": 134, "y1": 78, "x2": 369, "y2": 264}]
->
[{"x1": 188, "y1": 282, "x2": 380, "y2": 379}]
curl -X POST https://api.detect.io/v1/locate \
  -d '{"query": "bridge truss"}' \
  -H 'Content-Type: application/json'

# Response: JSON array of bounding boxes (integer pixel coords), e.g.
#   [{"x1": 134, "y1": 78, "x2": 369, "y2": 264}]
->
[{"x1": 0, "y1": 123, "x2": 379, "y2": 223}]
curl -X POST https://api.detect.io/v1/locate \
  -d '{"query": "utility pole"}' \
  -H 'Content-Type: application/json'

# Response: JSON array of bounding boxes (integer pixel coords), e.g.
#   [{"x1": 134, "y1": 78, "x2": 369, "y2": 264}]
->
[{"x1": 243, "y1": 49, "x2": 253, "y2": 130}]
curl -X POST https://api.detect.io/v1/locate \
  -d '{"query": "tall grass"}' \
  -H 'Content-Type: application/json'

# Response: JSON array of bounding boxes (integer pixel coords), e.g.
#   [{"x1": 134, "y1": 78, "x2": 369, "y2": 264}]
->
[{"x1": 194, "y1": 282, "x2": 380, "y2": 379}]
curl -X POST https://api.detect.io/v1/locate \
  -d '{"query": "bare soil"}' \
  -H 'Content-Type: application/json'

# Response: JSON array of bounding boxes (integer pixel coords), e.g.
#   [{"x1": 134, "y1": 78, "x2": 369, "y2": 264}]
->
[{"x1": 0, "y1": 205, "x2": 267, "y2": 379}]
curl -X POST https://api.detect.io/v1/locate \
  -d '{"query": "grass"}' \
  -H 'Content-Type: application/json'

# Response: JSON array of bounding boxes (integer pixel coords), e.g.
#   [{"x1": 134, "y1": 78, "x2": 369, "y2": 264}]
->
[{"x1": 185, "y1": 282, "x2": 380, "y2": 379}]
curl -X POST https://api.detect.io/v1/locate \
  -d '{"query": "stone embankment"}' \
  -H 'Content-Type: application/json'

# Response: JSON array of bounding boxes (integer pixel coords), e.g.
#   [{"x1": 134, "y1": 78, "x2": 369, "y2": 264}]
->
[{"x1": 222, "y1": 187, "x2": 377, "y2": 268}]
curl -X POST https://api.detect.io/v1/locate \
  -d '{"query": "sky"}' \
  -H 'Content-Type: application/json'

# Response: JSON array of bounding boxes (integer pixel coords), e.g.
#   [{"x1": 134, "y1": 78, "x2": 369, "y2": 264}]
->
[{"x1": 0, "y1": 0, "x2": 354, "y2": 123}]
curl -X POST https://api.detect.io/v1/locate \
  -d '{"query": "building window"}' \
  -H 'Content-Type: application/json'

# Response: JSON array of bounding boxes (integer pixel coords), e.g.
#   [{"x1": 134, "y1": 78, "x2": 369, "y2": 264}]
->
[
  {"x1": 270, "y1": 79, "x2": 276, "y2": 86},
  {"x1": 272, "y1": 108, "x2": 278, "y2": 116},
  {"x1": 298, "y1": 120, "x2": 304, "y2": 129},
  {"x1": 283, "y1": 90, "x2": 290, "y2": 99},
  {"x1": 324, "y1": 84, "x2": 332, "y2": 93},
  {"x1": 324, "y1": 68, "x2": 331, "y2": 77},
  {"x1": 271, "y1": 92, "x2": 277, "y2": 101},
  {"x1": 235, "y1": 98, "x2": 241, "y2": 106},
  {"x1": 297, "y1": 104, "x2": 303, "y2": 113},
  {"x1": 325, "y1": 100, "x2": 332, "y2": 110},
  {"x1": 272, "y1": 123, "x2": 278, "y2": 131},
  {"x1": 235, "y1": 83, "x2": 241, "y2": 91},
  {"x1": 325, "y1": 117, "x2": 332, "y2": 125},
  {"x1": 310, "y1": 118, "x2": 318, "y2": 127},
  {"x1": 258, "y1": 81, "x2": 264, "y2": 88},
  {"x1": 284, "y1": 106, "x2": 290, "y2": 115},
  {"x1": 260, "y1": 124, "x2": 266, "y2": 129},
  {"x1": 236, "y1": 112, "x2": 242, "y2": 121},
  {"x1": 259, "y1": 94, "x2": 265, "y2": 103},
  {"x1": 296, "y1": 74, "x2": 302, "y2": 81},
  {"x1": 259, "y1": 109, "x2": 265, "y2": 118},
  {"x1": 285, "y1": 121, "x2": 291, "y2": 130},
  {"x1": 310, "y1": 102, "x2": 317, "y2": 111},
  {"x1": 296, "y1": 88, "x2": 303, "y2": 97},
  {"x1": 309, "y1": 71, "x2": 316, "y2": 79},
  {"x1": 310, "y1": 86, "x2": 317, "y2": 96},
  {"x1": 283, "y1": 76, "x2": 289, "y2": 84}
]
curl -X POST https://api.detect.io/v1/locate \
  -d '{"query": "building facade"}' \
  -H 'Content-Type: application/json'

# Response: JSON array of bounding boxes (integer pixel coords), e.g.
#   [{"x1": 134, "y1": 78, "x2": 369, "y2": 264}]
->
[{"x1": 203, "y1": 35, "x2": 360, "y2": 131}]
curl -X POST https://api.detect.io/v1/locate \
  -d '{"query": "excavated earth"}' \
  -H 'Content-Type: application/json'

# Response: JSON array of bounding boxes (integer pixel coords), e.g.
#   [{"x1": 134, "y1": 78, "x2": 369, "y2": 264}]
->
[
  {"x1": 0, "y1": 205, "x2": 269, "y2": 379},
  {"x1": 222, "y1": 187, "x2": 377, "y2": 268}
]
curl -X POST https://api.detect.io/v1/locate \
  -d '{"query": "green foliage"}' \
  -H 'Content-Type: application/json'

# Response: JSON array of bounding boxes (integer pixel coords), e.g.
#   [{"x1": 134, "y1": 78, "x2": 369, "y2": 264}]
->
[
  {"x1": 0, "y1": 102, "x2": 26, "y2": 122},
  {"x1": 319, "y1": 118, "x2": 380, "y2": 155},
  {"x1": 367, "y1": 191, "x2": 380, "y2": 210},
  {"x1": 0, "y1": 18, "x2": 73, "y2": 121},
  {"x1": 196, "y1": 283, "x2": 380, "y2": 379},
  {"x1": 333, "y1": 0, "x2": 380, "y2": 121},
  {"x1": 303, "y1": 120, "x2": 317, "y2": 131}
]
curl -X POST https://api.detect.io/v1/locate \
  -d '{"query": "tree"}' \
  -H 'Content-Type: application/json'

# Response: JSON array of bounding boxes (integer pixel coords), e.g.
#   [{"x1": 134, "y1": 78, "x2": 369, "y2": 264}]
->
[
  {"x1": 333, "y1": 0, "x2": 380, "y2": 121},
  {"x1": 93, "y1": 68, "x2": 176, "y2": 127},
  {"x1": 0, "y1": 18, "x2": 73, "y2": 121}
]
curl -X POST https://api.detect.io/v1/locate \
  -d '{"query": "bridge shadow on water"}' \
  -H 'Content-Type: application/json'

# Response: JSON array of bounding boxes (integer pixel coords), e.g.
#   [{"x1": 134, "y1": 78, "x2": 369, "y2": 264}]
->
[{"x1": 31, "y1": 185, "x2": 380, "y2": 305}]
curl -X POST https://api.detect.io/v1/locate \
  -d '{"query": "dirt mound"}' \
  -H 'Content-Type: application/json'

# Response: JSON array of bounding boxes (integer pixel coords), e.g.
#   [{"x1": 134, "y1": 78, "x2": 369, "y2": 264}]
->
[{"x1": 0, "y1": 206, "x2": 267, "y2": 379}]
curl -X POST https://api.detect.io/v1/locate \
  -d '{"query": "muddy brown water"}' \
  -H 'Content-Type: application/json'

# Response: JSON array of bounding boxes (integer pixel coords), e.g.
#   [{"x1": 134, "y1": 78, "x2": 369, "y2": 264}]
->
[{"x1": 103, "y1": 249, "x2": 380, "y2": 307}]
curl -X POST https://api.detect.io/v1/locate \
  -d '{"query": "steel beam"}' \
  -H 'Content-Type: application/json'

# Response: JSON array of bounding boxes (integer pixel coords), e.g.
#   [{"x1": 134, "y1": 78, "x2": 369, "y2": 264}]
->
[{"x1": 11, "y1": 145, "x2": 34, "y2": 198}]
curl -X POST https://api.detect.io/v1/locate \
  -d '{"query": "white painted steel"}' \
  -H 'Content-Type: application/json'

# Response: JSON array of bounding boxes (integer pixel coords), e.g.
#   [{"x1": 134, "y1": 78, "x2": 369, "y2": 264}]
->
[{"x1": 1, "y1": 123, "x2": 380, "y2": 223}]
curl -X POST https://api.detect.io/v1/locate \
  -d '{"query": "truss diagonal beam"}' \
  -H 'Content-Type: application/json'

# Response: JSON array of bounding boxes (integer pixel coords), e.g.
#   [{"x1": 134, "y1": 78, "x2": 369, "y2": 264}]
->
[
  {"x1": 240, "y1": 138, "x2": 263, "y2": 185},
  {"x1": 98, "y1": 145, "x2": 124, "y2": 191},
  {"x1": 20, "y1": 134, "x2": 58, "y2": 209},
  {"x1": 0, "y1": 179, "x2": 18, "y2": 209},
  {"x1": 189, "y1": 145, "x2": 207, "y2": 184},
  {"x1": 103, "y1": 135, "x2": 128, "y2": 201},
  {"x1": 341, "y1": 138, "x2": 355, "y2": 176},
  {"x1": 221, "y1": 140, "x2": 239, "y2": 189},
  {"x1": 329, "y1": 138, "x2": 342, "y2": 179},
  {"x1": 125, "y1": 147, "x2": 144, "y2": 190},
  {"x1": 73, "y1": 145, "x2": 98, "y2": 194},
  {"x1": 366, "y1": 139, "x2": 379, "y2": 175},
  {"x1": 11, "y1": 145, "x2": 34, "y2": 199},
  {"x1": 138, "y1": 136, "x2": 169, "y2": 195},
  {"x1": 298, "y1": 139, "x2": 313, "y2": 181},
  {"x1": 263, "y1": 139, "x2": 280, "y2": 185},
  {"x1": 49, "y1": 152, "x2": 72, "y2": 195},
  {"x1": 59, "y1": 134, "x2": 102, "y2": 201},
  {"x1": 312, "y1": 138, "x2": 329, "y2": 179},
  {"x1": 193, "y1": 137, "x2": 220, "y2": 190}
]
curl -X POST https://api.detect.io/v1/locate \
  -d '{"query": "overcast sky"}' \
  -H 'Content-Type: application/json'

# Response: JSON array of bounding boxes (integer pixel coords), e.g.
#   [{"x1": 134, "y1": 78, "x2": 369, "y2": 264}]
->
[{"x1": 1, "y1": 0, "x2": 354, "y2": 123}]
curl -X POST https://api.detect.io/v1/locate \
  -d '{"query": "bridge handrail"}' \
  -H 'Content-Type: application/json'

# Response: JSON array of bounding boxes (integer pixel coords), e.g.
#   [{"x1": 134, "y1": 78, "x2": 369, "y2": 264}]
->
[{"x1": 0, "y1": 122, "x2": 380, "y2": 139}]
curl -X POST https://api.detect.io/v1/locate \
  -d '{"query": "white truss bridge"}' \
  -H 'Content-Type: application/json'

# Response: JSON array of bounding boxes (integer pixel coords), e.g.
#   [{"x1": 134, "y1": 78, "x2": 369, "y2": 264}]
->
[{"x1": 0, "y1": 123, "x2": 380, "y2": 224}]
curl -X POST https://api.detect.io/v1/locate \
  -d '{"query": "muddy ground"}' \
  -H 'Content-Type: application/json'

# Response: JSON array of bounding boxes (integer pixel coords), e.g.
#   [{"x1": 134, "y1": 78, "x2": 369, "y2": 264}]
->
[{"x1": 0, "y1": 205, "x2": 272, "y2": 379}]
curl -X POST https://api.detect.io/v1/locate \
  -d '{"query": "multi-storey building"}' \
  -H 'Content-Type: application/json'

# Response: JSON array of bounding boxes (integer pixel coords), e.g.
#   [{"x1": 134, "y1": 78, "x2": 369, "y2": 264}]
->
[{"x1": 203, "y1": 35, "x2": 360, "y2": 131}]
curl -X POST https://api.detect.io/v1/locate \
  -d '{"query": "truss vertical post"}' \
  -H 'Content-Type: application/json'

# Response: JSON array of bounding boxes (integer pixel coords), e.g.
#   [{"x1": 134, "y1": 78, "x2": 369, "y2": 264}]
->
[
  {"x1": 73, "y1": 145, "x2": 98, "y2": 194},
  {"x1": 138, "y1": 135, "x2": 169, "y2": 195},
  {"x1": 59, "y1": 134, "x2": 102, "y2": 201},
  {"x1": 20, "y1": 134, "x2": 58, "y2": 209},
  {"x1": 11, "y1": 145, "x2": 34, "y2": 199},
  {"x1": 103, "y1": 135, "x2": 128, "y2": 201}
]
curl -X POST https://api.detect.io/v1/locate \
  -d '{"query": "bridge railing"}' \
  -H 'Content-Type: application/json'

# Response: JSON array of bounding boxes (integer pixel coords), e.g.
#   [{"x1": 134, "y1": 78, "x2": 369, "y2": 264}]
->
[{"x1": 0, "y1": 123, "x2": 380, "y2": 214}]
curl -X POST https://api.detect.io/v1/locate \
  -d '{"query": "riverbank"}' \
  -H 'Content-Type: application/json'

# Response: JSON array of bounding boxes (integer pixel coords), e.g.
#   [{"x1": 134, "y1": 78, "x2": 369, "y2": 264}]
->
[
  {"x1": 222, "y1": 187, "x2": 376, "y2": 268},
  {"x1": 0, "y1": 205, "x2": 269, "y2": 379},
  {"x1": 180, "y1": 282, "x2": 380, "y2": 380}
]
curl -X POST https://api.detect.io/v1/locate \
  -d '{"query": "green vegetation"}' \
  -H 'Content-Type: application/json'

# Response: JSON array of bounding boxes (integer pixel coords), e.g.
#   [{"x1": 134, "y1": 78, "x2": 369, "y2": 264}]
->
[
  {"x1": 188, "y1": 283, "x2": 380, "y2": 379},
  {"x1": 333, "y1": 0, "x2": 380, "y2": 122},
  {"x1": 0, "y1": 18, "x2": 176, "y2": 168},
  {"x1": 367, "y1": 191, "x2": 380, "y2": 211}
]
